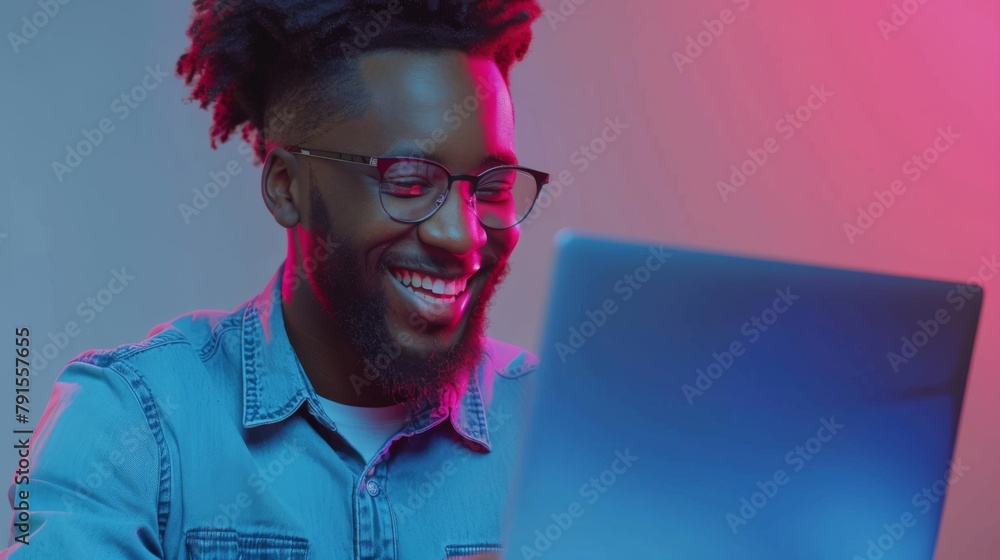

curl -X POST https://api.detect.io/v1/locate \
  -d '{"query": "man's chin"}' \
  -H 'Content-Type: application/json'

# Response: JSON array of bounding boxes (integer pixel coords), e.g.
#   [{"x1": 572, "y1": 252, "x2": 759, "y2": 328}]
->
[
  {"x1": 348, "y1": 261, "x2": 508, "y2": 404},
  {"x1": 375, "y1": 326, "x2": 487, "y2": 404},
  {"x1": 390, "y1": 317, "x2": 467, "y2": 354}
]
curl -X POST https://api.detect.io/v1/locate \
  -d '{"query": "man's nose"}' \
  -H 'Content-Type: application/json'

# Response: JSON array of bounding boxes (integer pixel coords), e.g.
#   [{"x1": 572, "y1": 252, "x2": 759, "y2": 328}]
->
[{"x1": 417, "y1": 179, "x2": 487, "y2": 257}]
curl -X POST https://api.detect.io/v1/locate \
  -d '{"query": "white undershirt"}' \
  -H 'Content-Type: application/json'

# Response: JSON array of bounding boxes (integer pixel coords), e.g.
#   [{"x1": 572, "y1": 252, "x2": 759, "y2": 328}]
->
[{"x1": 316, "y1": 395, "x2": 411, "y2": 462}]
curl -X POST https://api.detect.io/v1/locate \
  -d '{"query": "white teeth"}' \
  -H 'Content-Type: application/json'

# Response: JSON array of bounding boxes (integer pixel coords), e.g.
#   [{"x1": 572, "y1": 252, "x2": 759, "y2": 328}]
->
[
  {"x1": 392, "y1": 268, "x2": 471, "y2": 300},
  {"x1": 404, "y1": 285, "x2": 456, "y2": 304}
]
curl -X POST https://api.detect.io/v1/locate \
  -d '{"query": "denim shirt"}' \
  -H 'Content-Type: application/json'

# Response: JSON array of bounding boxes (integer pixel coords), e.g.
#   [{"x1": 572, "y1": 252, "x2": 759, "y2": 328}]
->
[{"x1": 3, "y1": 264, "x2": 538, "y2": 559}]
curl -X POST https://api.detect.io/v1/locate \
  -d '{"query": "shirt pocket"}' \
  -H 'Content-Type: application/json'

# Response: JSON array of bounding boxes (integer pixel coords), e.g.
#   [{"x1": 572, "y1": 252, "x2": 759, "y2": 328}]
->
[
  {"x1": 443, "y1": 543, "x2": 504, "y2": 559},
  {"x1": 186, "y1": 529, "x2": 309, "y2": 560}
]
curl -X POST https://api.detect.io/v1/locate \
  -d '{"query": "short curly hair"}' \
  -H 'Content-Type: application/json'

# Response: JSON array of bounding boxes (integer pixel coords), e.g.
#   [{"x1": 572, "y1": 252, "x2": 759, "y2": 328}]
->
[{"x1": 176, "y1": 0, "x2": 542, "y2": 164}]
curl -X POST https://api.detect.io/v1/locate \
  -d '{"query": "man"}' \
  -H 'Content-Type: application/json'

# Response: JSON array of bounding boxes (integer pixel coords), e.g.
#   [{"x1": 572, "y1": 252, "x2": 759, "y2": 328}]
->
[{"x1": 3, "y1": 1, "x2": 547, "y2": 557}]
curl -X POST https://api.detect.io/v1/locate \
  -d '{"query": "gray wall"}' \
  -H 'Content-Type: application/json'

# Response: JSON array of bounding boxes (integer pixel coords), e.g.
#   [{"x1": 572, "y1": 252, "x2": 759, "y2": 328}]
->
[{"x1": 2, "y1": 1, "x2": 998, "y2": 556}]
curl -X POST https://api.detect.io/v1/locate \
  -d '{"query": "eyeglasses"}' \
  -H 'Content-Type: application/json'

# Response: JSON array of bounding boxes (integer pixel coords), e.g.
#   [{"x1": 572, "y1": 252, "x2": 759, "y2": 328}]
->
[{"x1": 286, "y1": 145, "x2": 550, "y2": 230}]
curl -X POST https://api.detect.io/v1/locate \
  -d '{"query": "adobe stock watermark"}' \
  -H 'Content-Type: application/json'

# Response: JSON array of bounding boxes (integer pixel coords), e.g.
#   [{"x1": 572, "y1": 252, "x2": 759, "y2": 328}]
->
[
  {"x1": 178, "y1": 161, "x2": 242, "y2": 223},
  {"x1": 851, "y1": 459, "x2": 970, "y2": 559},
  {"x1": 717, "y1": 84, "x2": 834, "y2": 201},
  {"x1": 502, "y1": 358, "x2": 539, "y2": 378},
  {"x1": 31, "y1": 268, "x2": 137, "y2": 375},
  {"x1": 59, "y1": 397, "x2": 179, "y2": 514},
  {"x1": 7, "y1": 0, "x2": 71, "y2": 54},
  {"x1": 256, "y1": 231, "x2": 340, "y2": 323},
  {"x1": 347, "y1": 310, "x2": 431, "y2": 395},
  {"x1": 673, "y1": 0, "x2": 753, "y2": 73},
  {"x1": 842, "y1": 126, "x2": 959, "y2": 244},
  {"x1": 542, "y1": 0, "x2": 590, "y2": 31},
  {"x1": 682, "y1": 288, "x2": 800, "y2": 404},
  {"x1": 519, "y1": 448, "x2": 639, "y2": 559},
  {"x1": 553, "y1": 245, "x2": 671, "y2": 363},
  {"x1": 394, "y1": 406, "x2": 512, "y2": 525},
  {"x1": 212, "y1": 438, "x2": 307, "y2": 530},
  {"x1": 877, "y1": 0, "x2": 932, "y2": 41},
  {"x1": 51, "y1": 64, "x2": 170, "y2": 183},
  {"x1": 726, "y1": 416, "x2": 844, "y2": 534},
  {"x1": 412, "y1": 73, "x2": 503, "y2": 157},
  {"x1": 338, "y1": 0, "x2": 403, "y2": 60},
  {"x1": 520, "y1": 116, "x2": 629, "y2": 227},
  {"x1": 179, "y1": 108, "x2": 296, "y2": 223},
  {"x1": 886, "y1": 254, "x2": 996, "y2": 372},
  {"x1": 240, "y1": 106, "x2": 297, "y2": 160}
]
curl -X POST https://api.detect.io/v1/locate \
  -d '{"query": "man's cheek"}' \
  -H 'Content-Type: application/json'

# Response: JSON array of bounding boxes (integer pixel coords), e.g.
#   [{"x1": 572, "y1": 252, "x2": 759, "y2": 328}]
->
[{"x1": 491, "y1": 227, "x2": 519, "y2": 257}]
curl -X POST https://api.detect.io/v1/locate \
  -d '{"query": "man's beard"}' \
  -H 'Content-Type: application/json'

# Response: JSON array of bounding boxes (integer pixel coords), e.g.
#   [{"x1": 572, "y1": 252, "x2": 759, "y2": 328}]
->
[{"x1": 306, "y1": 184, "x2": 510, "y2": 405}]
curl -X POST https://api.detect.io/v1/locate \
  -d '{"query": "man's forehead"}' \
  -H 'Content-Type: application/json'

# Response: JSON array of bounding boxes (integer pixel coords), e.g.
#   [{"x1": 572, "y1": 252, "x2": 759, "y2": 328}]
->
[
  {"x1": 356, "y1": 48, "x2": 500, "y2": 88},
  {"x1": 355, "y1": 51, "x2": 512, "y2": 123},
  {"x1": 317, "y1": 49, "x2": 516, "y2": 170}
]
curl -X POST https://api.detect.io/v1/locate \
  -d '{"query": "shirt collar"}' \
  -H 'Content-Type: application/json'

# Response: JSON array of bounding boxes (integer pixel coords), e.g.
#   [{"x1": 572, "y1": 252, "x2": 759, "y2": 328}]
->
[{"x1": 240, "y1": 263, "x2": 493, "y2": 451}]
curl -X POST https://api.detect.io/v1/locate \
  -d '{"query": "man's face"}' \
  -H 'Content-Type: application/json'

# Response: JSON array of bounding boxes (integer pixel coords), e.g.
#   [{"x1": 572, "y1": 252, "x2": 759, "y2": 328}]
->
[{"x1": 296, "y1": 50, "x2": 520, "y2": 402}]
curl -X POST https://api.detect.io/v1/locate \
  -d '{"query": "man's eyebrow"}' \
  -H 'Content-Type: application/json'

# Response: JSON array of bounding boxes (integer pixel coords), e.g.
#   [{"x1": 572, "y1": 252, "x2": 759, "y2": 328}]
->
[
  {"x1": 482, "y1": 150, "x2": 519, "y2": 167},
  {"x1": 379, "y1": 146, "x2": 519, "y2": 168},
  {"x1": 379, "y1": 146, "x2": 433, "y2": 159}
]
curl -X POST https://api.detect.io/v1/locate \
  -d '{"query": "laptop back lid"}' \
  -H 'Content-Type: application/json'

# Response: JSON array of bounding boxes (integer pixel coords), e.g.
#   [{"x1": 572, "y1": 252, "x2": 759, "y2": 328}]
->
[{"x1": 504, "y1": 231, "x2": 983, "y2": 559}]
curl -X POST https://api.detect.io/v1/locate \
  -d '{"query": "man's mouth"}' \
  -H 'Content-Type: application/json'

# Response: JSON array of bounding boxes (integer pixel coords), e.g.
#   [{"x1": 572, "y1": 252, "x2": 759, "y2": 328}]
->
[{"x1": 389, "y1": 267, "x2": 473, "y2": 304}]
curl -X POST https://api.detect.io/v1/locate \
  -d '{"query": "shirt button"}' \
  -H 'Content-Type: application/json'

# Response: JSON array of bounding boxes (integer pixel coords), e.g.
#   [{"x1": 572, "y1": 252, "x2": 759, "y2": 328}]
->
[{"x1": 365, "y1": 480, "x2": 380, "y2": 497}]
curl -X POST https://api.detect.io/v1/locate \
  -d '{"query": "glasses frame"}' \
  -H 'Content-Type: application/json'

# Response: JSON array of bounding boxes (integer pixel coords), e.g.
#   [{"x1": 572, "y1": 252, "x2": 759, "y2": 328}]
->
[{"x1": 286, "y1": 145, "x2": 550, "y2": 230}]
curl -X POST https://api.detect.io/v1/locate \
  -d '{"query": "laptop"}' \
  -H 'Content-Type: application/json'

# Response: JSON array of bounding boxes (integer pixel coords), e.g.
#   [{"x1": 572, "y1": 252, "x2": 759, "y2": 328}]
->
[{"x1": 503, "y1": 230, "x2": 983, "y2": 559}]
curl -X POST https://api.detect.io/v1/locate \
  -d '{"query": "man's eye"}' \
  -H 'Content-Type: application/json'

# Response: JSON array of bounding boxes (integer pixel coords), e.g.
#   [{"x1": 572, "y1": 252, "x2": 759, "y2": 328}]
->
[
  {"x1": 381, "y1": 180, "x2": 432, "y2": 198},
  {"x1": 476, "y1": 182, "x2": 513, "y2": 202}
]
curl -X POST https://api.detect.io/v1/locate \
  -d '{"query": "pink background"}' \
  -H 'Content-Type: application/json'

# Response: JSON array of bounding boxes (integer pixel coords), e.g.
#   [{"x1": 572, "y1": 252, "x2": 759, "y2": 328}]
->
[
  {"x1": 2, "y1": 0, "x2": 997, "y2": 556},
  {"x1": 500, "y1": 1, "x2": 999, "y2": 557}
]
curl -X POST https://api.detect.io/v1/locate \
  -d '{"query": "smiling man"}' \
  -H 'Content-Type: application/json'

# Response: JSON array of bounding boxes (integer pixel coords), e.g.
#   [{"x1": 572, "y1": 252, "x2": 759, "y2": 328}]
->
[{"x1": 3, "y1": 1, "x2": 546, "y2": 558}]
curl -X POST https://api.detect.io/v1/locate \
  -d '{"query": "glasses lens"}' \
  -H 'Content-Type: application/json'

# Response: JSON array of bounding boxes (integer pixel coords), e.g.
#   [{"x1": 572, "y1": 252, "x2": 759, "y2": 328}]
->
[
  {"x1": 378, "y1": 160, "x2": 450, "y2": 222},
  {"x1": 378, "y1": 160, "x2": 541, "y2": 228},
  {"x1": 474, "y1": 168, "x2": 539, "y2": 229}
]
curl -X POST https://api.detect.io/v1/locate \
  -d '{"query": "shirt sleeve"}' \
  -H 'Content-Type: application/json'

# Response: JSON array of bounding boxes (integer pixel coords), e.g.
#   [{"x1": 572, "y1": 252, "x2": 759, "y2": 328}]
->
[{"x1": 1, "y1": 359, "x2": 166, "y2": 558}]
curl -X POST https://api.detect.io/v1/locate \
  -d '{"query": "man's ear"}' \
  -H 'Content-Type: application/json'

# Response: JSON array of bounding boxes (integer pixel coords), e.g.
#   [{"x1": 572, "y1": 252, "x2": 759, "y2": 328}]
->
[{"x1": 262, "y1": 146, "x2": 302, "y2": 228}]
